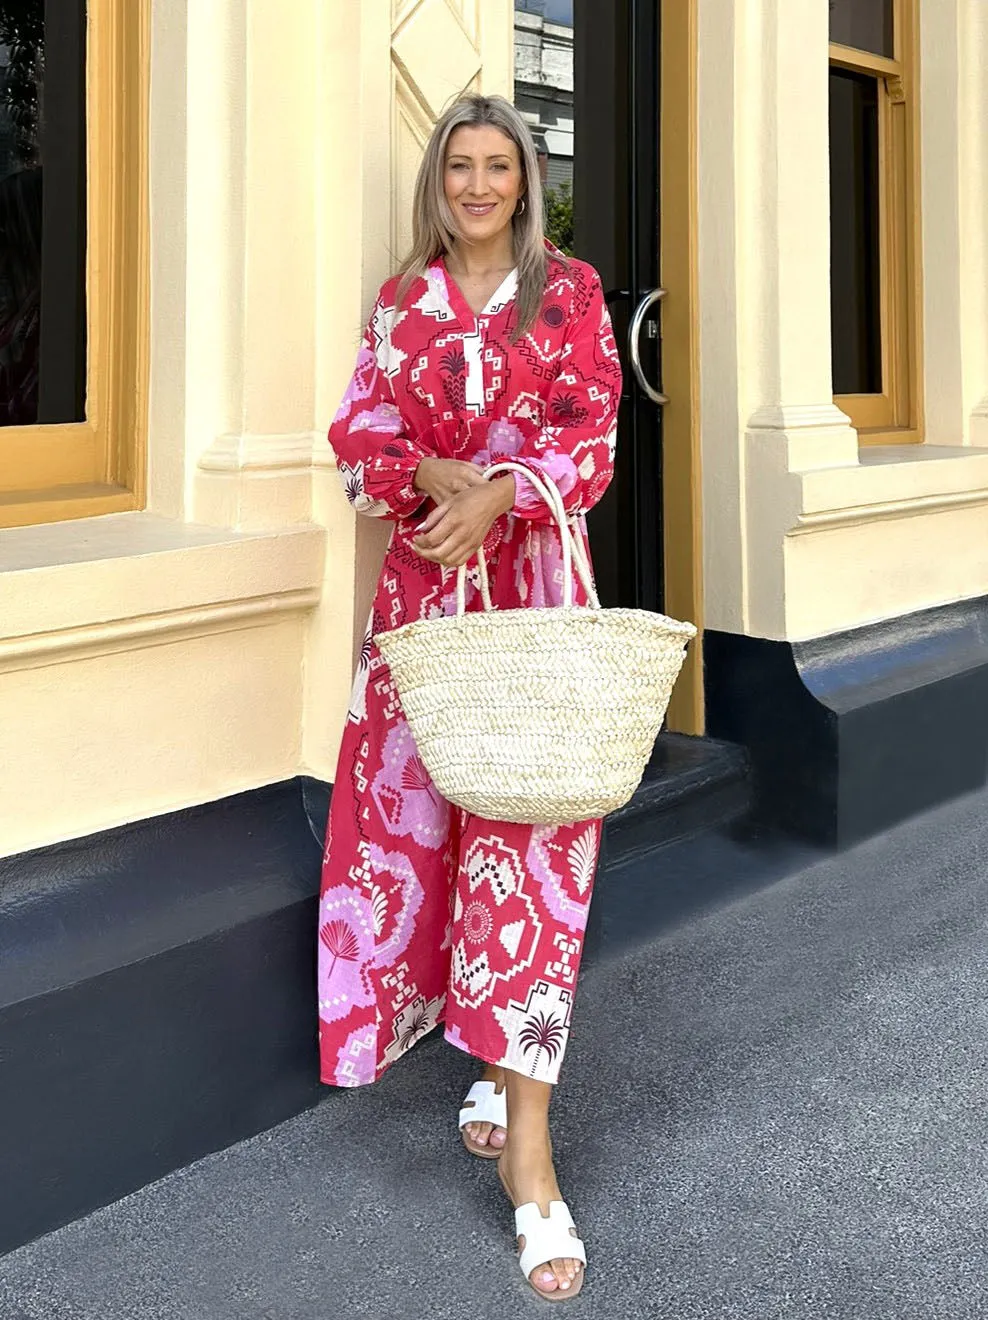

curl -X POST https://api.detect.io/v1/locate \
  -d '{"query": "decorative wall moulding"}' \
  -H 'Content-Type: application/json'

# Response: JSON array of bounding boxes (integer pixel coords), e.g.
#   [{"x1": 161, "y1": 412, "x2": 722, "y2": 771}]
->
[
  {"x1": 746, "y1": 403, "x2": 856, "y2": 433},
  {"x1": 794, "y1": 446, "x2": 988, "y2": 532},
  {"x1": 391, "y1": 0, "x2": 482, "y2": 120},
  {"x1": 198, "y1": 432, "x2": 321, "y2": 475},
  {"x1": 0, "y1": 589, "x2": 322, "y2": 676},
  {"x1": 971, "y1": 399, "x2": 988, "y2": 447},
  {"x1": 793, "y1": 485, "x2": 988, "y2": 534}
]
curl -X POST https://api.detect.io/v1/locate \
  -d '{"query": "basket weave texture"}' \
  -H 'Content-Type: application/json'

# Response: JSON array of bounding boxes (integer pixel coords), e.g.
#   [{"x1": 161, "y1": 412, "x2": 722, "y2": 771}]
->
[{"x1": 374, "y1": 462, "x2": 697, "y2": 825}]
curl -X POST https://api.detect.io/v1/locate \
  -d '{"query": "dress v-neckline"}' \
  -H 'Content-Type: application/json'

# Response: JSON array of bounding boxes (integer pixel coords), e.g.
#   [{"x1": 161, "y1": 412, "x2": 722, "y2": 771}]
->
[{"x1": 436, "y1": 258, "x2": 518, "y2": 327}]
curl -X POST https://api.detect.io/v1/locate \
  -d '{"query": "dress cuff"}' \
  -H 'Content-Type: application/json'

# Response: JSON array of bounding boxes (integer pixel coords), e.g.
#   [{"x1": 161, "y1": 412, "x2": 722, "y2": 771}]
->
[
  {"x1": 365, "y1": 441, "x2": 429, "y2": 517},
  {"x1": 508, "y1": 454, "x2": 581, "y2": 519}
]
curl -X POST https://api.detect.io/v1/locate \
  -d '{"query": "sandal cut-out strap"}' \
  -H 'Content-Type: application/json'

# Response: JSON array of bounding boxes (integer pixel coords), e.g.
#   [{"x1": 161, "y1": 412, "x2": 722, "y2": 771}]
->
[
  {"x1": 458, "y1": 1080, "x2": 508, "y2": 1133},
  {"x1": 515, "y1": 1200, "x2": 587, "y2": 1283}
]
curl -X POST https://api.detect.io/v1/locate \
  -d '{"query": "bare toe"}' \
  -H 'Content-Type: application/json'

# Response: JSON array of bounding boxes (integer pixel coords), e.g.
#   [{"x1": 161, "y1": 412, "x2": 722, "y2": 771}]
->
[
  {"x1": 551, "y1": 1258, "x2": 575, "y2": 1293},
  {"x1": 531, "y1": 1264, "x2": 559, "y2": 1295},
  {"x1": 488, "y1": 1125, "x2": 507, "y2": 1149}
]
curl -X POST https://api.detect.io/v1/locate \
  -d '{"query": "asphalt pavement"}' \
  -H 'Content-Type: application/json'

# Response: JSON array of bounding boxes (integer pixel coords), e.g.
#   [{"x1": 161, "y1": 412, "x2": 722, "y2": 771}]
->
[{"x1": 3, "y1": 784, "x2": 988, "y2": 1320}]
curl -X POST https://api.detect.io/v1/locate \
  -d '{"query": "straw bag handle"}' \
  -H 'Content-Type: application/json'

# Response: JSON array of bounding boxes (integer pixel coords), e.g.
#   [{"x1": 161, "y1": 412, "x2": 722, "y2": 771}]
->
[{"x1": 455, "y1": 460, "x2": 601, "y2": 614}]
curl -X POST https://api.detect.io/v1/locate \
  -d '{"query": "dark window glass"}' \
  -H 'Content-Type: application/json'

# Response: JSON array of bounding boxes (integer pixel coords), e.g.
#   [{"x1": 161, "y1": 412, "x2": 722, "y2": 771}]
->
[
  {"x1": 830, "y1": 69, "x2": 882, "y2": 396},
  {"x1": 0, "y1": 1, "x2": 86, "y2": 428},
  {"x1": 829, "y1": 0, "x2": 894, "y2": 59}
]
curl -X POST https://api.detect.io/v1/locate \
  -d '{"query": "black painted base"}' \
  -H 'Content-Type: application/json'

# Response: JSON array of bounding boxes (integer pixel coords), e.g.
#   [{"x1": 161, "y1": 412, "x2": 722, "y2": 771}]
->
[
  {"x1": 0, "y1": 742, "x2": 754, "y2": 1257},
  {"x1": 705, "y1": 595, "x2": 988, "y2": 848},
  {"x1": 6, "y1": 589, "x2": 984, "y2": 1256},
  {"x1": 603, "y1": 732, "x2": 750, "y2": 867},
  {"x1": 0, "y1": 782, "x2": 325, "y2": 1257},
  {"x1": 9, "y1": 589, "x2": 984, "y2": 1258}
]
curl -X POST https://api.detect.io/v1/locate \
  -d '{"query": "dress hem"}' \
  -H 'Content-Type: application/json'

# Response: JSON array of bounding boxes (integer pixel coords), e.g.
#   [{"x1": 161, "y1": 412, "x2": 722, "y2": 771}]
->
[{"x1": 318, "y1": 1023, "x2": 562, "y2": 1089}]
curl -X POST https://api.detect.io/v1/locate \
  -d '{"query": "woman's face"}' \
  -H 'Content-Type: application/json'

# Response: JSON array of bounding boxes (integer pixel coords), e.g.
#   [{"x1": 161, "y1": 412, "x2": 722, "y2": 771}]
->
[{"x1": 444, "y1": 125, "x2": 525, "y2": 246}]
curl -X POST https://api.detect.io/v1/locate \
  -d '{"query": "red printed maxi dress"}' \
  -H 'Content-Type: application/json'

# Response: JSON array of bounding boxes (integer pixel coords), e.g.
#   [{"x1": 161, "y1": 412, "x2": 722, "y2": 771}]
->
[{"x1": 319, "y1": 249, "x2": 622, "y2": 1088}]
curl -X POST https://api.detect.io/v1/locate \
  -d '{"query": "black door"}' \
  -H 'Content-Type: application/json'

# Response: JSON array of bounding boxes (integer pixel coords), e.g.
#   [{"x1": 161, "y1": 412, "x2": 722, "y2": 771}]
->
[{"x1": 573, "y1": 0, "x2": 663, "y2": 612}]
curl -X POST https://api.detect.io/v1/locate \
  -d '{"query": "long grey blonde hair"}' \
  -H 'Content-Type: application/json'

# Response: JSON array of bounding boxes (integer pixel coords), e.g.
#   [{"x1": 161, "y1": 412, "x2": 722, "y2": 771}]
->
[{"x1": 397, "y1": 94, "x2": 562, "y2": 338}]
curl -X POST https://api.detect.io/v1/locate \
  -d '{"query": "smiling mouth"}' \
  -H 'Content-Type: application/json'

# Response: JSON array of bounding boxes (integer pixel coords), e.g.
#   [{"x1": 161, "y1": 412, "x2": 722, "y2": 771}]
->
[{"x1": 462, "y1": 203, "x2": 497, "y2": 216}]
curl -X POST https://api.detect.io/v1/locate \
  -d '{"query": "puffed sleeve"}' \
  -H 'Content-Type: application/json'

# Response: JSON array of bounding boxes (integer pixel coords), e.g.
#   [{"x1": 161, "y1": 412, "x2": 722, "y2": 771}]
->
[
  {"x1": 506, "y1": 264, "x2": 622, "y2": 523},
  {"x1": 328, "y1": 289, "x2": 427, "y2": 520}
]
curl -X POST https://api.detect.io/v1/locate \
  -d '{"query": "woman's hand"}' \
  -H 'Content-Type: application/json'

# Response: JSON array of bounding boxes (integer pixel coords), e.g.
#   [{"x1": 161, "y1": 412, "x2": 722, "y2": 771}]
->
[
  {"x1": 413, "y1": 457, "x2": 486, "y2": 506},
  {"x1": 412, "y1": 477, "x2": 515, "y2": 568}
]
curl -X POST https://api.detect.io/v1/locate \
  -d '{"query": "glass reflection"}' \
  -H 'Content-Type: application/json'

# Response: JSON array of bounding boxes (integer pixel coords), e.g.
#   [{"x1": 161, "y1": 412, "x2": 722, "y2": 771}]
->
[
  {"x1": 514, "y1": 0, "x2": 575, "y2": 255},
  {"x1": 0, "y1": 0, "x2": 86, "y2": 428},
  {"x1": 830, "y1": 69, "x2": 882, "y2": 395}
]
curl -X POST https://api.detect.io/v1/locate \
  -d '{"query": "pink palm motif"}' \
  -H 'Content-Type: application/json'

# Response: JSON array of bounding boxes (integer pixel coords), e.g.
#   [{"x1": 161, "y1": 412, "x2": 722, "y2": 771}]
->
[
  {"x1": 401, "y1": 755, "x2": 440, "y2": 806},
  {"x1": 320, "y1": 920, "x2": 360, "y2": 981}
]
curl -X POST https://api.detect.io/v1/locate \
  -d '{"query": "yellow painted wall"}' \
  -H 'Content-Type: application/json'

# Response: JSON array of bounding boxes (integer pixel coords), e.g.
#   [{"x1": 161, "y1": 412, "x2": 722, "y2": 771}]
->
[
  {"x1": 697, "y1": 0, "x2": 988, "y2": 643},
  {"x1": 0, "y1": 0, "x2": 513, "y2": 860},
  {"x1": 3, "y1": 0, "x2": 988, "y2": 856}
]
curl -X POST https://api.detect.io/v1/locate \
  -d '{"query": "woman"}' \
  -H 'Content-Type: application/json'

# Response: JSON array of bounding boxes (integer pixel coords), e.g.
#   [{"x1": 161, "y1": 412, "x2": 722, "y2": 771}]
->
[{"x1": 319, "y1": 93, "x2": 621, "y2": 1301}]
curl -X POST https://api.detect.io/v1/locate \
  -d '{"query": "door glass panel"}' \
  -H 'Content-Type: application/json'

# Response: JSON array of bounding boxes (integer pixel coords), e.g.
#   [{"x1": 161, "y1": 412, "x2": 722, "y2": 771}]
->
[
  {"x1": 0, "y1": 0, "x2": 87, "y2": 427},
  {"x1": 515, "y1": 1, "x2": 663, "y2": 611},
  {"x1": 830, "y1": 68, "x2": 882, "y2": 396},
  {"x1": 829, "y1": 0, "x2": 894, "y2": 59},
  {"x1": 514, "y1": 1, "x2": 575, "y2": 255}
]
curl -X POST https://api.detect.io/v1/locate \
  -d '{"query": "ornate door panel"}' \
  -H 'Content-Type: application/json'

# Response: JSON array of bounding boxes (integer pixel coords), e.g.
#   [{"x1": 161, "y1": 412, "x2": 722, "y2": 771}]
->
[{"x1": 389, "y1": 0, "x2": 512, "y2": 256}]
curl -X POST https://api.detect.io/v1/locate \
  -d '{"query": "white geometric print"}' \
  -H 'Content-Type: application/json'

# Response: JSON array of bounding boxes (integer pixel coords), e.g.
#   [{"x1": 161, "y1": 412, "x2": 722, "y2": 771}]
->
[
  {"x1": 567, "y1": 826, "x2": 598, "y2": 897},
  {"x1": 545, "y1": 931, "x2": 581, "y2": 986},
  {"x1": 370, "y1": 300, "x2": 408, "y2": 378},
  {"x1": 466, "y1": 845, "x2": 519, "y2": 906},
  {"x1": 493, "y1": 980, "x2": 575, "y2": 1084},
  {"x1": 453, "y1": 941, "x2": 493, "y2": 1003},
  {"x1": 371, "y1": 884, "x2": 388, "y2": 936},
  {"x1": 451, "y1": 836, "x2": 545, "y2": 1012},
  {"x1": 381, "y1": 992, "x2": 445, "y2": 1067},
  {"x1": 379, "y1": 960, "x2": 415, "y2": 1013},
  {"x1": 462, "y1": 329, "x2": 485, "y2": 413},
  {"x1": 336, "y1": 1026, "x2": 377, "y2": 1087},
  {"x1": 499, "y1": 919, "x2": 526, "y2": 959}
]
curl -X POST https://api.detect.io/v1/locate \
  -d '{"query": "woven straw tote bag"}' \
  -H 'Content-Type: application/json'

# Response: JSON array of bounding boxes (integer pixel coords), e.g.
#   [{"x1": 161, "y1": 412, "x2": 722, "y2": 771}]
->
[{"x1": 374, "y1": 460, "x2": 697, "y2": 826}]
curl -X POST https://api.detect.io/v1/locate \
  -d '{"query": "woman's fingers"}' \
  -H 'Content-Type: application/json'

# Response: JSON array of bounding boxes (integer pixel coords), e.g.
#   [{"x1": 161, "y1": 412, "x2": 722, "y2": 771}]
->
[
  {"x1": 435, "y1": 470, "x2": 486, "y2": 502},
  {"x1": 414, "y1": 459, "x2": 486, "y2": 505},
  {"x1": 414, "y1": 524, "x2": 467, "y2": 563},
  {"x1": 412, "y1": 482, "x2": 505, "y2": 566},
  {"x1": 415, "y1": 502, "x2": 450, "y2": 536},
  {"x1": 416, "y1": 541, "x2": 471, "y2": 567},
  {"x1": 414, "y1": 507, "x2": 456, "y2": 549},
  {"x1": 413, "y1": 515, "x2": 474, "y2": 566}
]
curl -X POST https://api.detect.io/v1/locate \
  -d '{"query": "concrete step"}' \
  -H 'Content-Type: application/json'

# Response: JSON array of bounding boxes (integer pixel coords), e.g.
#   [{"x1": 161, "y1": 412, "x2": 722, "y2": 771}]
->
[{"x1": 603, "y1": 733, "x2": 752, "y2": 870}]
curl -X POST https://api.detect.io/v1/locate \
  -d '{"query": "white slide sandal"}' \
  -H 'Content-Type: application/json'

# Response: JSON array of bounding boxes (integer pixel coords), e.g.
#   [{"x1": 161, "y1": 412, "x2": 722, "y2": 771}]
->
[
  {"x1": 514, "y1": 1200, "x2": 587, "y2": 1301},
  {"x1": 458, "y1": 1079, "x2": 508, "y2": 1159}
]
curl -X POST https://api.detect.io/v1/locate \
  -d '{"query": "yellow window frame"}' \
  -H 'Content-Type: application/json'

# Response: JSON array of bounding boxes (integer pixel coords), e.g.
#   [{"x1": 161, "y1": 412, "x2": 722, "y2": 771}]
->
[
  {"x1": 0, "y1": 0, "x2": 149, "y2": 530},
  {"x1": 830, "y1": 0, "x2": 923, "y2": 446}
]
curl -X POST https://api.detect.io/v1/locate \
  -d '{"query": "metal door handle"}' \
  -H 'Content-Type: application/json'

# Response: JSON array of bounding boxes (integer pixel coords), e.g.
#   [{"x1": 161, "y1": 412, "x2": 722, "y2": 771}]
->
[{"x1": 628, "y1": 288, "x2": 668, "y2": 406}]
